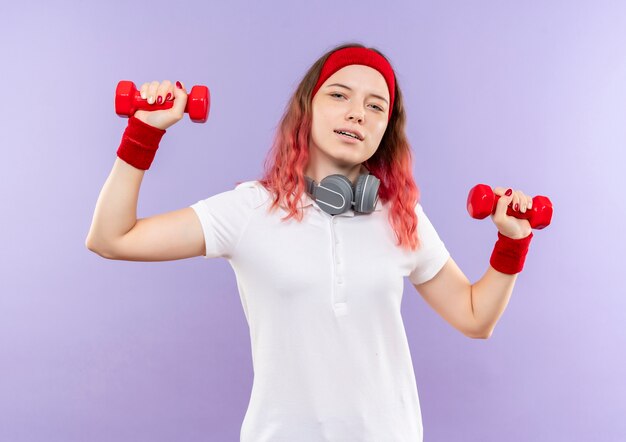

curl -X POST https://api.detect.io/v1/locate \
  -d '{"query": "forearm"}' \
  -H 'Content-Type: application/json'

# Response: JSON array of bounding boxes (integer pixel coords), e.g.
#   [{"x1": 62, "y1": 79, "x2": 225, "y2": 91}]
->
[
  {"x1": 86, "y1": 158, "x2": 144, "y2": 249},
  {"x1": 86, "y1": 116, "x2": 165, "y2": 252},
  {"x1": 470, "y1": 266, "x2": 518, "y2": 337}
]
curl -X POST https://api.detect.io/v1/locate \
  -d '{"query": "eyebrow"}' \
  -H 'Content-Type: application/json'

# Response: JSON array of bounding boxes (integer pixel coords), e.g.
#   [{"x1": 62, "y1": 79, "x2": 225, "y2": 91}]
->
[{"x1": 325, "y1": 83, "x2": 389, "y2": 105}]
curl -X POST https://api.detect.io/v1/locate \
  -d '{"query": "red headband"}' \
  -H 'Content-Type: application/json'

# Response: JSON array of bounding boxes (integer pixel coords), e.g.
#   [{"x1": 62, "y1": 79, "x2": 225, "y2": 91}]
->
[{"x1": 311, "y1": 47, "x2": 396, "y2": 121}]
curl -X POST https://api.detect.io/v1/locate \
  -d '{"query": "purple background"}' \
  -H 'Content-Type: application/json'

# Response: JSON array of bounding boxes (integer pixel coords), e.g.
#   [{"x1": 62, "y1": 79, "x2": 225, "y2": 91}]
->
[{"x1": 1, "y1": 0, "x2": 625, "y2": 440}]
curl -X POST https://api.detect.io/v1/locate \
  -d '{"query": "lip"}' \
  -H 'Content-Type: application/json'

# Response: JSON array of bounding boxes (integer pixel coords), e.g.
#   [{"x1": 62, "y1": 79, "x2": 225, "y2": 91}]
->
[
  {"x1": 334, "y1": 128, "x2": 364, "y2": 141},
  {"x1": 335, "y1": 131, "x2": 361, "y2": 143}
]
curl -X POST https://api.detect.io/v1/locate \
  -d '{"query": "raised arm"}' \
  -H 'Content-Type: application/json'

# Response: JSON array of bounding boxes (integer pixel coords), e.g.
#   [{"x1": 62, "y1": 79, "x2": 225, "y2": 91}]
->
[
  {"x1": 414, "y1": 186, "x2": 534, "y2": 339},
  {"x1": 85, "y1": 80, "x2": 206, "y2": 261}
]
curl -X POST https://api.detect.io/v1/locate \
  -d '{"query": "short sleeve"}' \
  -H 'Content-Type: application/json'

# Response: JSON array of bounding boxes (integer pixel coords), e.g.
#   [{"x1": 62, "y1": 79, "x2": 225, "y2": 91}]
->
[
  {"x1": 408, "y1": 203, "x2": 451, "y2": 285},
  {"x1": 189, "y1": 181, "x2": 262, "y2": 259}
]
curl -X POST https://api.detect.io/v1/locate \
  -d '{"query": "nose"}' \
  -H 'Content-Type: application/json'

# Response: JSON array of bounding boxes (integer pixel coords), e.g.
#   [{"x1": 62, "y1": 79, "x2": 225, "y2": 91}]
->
[{"x1": 347, "y1": 108, "x2": 365, "y2": 123}]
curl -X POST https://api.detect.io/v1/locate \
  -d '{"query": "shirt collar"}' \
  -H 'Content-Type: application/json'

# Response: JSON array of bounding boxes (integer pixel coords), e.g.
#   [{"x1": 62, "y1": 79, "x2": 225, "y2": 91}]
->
[{"x1": 299, "y1": 193, "x2": 383, "y2": 217}]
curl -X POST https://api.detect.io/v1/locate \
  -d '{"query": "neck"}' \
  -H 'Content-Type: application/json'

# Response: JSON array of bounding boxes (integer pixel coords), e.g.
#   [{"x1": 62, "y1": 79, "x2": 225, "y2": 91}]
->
[{"x1": 305, "y1": 163, "x2": 369, "y2": 185}]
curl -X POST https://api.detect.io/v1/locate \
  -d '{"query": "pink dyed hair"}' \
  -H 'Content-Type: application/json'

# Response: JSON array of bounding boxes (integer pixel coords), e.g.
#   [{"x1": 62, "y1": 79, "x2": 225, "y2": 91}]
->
[{"x1": 249, "y1": 42, "x2": 423, "y2": 251}]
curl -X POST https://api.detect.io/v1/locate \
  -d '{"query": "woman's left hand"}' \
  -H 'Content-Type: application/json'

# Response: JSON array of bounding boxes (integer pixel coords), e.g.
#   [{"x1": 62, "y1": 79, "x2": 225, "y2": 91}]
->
[{"x1": 491, "y1": 187, "x2": 533, "y2": 239}]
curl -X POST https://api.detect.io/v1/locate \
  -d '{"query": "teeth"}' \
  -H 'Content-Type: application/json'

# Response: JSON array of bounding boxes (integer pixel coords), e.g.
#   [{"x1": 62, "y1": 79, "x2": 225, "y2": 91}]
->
[{"x1": 336, "y1": 130, "x2": 359, "y2": 140}]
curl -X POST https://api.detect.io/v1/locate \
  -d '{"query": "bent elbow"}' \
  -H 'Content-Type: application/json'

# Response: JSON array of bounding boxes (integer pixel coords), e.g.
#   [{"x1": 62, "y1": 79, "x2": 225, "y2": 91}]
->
[
  {"x1": 85, "y1": 238, "x2": 99, "y2": 255},
  {"x1": 465, "y1": 327, "x2": 493, "y2": 340},
  {"x1": 476, "y1": 329, "x2": 493, "y2": 339},
  {"x1": 85, "y1": 238, "x2": 117, "y2": 260}
]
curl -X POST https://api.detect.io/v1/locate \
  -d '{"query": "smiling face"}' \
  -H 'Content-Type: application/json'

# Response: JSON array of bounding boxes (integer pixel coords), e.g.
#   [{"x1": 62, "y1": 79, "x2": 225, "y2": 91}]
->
[{"x1": 307, "y1": 64, "x2": 390, "y2": 182}]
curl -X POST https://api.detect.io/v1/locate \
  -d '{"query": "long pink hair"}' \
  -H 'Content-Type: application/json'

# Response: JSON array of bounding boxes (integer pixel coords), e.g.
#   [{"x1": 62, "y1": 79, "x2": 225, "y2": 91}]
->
[{"x1": 250, "y1": 42, "x2": 423, "y2": 251}]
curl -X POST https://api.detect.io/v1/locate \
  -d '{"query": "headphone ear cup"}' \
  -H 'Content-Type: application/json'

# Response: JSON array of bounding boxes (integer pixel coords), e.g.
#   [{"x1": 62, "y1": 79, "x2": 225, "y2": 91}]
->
[
  {"x1": 318, "y1": 174, "x2": 354, "y2": 215},
  {"x1": 354, "y1": 174, "x2": 381, "y2": 213}
]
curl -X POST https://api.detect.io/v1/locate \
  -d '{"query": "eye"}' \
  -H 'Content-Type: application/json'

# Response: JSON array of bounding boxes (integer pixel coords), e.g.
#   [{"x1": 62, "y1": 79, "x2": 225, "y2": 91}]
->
[{"x1": 330, "y1": 92, "x2": 384, "y2": 112}]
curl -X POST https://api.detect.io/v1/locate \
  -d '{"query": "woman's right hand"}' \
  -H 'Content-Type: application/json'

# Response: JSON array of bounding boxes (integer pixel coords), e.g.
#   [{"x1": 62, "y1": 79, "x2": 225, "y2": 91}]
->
[{"x1": 133, "y1": 80, "x2": 188, "y2": 130}]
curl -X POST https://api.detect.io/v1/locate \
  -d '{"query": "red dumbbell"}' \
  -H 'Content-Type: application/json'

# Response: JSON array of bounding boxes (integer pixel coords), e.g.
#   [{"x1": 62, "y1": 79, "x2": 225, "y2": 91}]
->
[
  {"x1": 467, "y1": 184, "x2": 553, "y2": 229},
  {"x1": 115, "y1": 80, "x2": 210, "y2": 123}
]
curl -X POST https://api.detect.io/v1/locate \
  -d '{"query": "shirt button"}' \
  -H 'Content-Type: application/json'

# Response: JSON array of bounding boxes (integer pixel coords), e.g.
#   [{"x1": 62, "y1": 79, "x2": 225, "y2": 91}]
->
[
  {"x1": 338, "y1": 279, "x2": 343, "y2": 284},
  {"x1": 333, "y1": 218, "x2": 338, "y2": 224}
]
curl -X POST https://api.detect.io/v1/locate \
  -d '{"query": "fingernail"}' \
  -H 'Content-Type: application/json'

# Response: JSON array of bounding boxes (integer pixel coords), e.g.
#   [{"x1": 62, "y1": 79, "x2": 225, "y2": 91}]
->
[
  {"x1": 166, "y1": 92, "x2": 172, "y2": 101},
  {"x1": 176, "y1": 81, "x2": 182, "y2": 89},
  {"x1": 514, "y1": 203, "x2": 519, "y2": 211},
  {"x1": 157, "y1": 96, "x2": 163, "y2": 105},
  {"x1": 505, "y1": 188, "x2": 513, "y2": 196}
]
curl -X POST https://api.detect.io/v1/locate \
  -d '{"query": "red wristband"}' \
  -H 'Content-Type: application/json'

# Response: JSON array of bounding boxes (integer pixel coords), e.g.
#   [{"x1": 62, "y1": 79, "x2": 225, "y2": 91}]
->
[
  {"x1": 116, "y1": 116, "x2": 166, "y2": 170},
  {"x1": 490, "y1": 231, "x2": 533, "y2": 274}
]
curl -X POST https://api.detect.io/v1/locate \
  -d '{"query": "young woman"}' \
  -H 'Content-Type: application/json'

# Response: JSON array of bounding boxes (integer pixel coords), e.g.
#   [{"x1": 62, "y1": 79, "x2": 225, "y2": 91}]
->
[{"x1": 86, "y1": 42, "x2": 533, "y2": 441}]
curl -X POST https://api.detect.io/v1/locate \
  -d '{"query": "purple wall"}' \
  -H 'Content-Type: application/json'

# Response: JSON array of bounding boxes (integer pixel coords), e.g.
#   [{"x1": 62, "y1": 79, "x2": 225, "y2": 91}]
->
[{"x1": 1, "y1": 0, "x2": 625, "y2": 440}]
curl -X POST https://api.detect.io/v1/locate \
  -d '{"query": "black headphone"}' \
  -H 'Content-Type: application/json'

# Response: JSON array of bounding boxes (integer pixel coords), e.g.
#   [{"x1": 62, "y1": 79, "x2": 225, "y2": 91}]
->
[{"x1": 304, "y1": 172, "x2": 381, "y2": 215}]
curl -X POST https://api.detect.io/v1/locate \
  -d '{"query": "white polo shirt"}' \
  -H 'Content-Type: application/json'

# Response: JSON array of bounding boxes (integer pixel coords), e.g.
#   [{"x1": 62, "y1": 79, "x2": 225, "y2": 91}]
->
[{"x1": 190, "y1": 179, "x2": 450, "y2": 442}]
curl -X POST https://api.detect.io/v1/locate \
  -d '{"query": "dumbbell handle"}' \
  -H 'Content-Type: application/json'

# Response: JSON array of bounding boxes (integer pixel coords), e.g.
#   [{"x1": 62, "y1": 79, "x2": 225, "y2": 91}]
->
[
  {"x1": 115, "y1": 80, "x2": 210, "y2": 123},
  {"x1": 467, "y1": 184, "x2": 553, "y2": 229}
]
